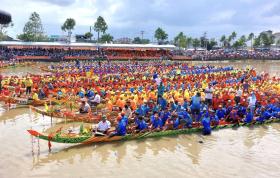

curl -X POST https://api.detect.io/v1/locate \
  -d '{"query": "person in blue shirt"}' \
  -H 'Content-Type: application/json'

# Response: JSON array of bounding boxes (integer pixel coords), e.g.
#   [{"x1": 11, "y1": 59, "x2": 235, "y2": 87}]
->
[
  {"x1": 150, "y1": 112, "x2": 163, "y2": 131},
  {"x1": 182, "y1": 98, "x2": 188, "y2": 109},
  {"x1": 160, "y1": 108, "x2": 171, "y2": 125},
  {"x1": 209, "y1": 109, "x2": 219, "y2": 126},
  {"x1": 157, "y1": 82, "x2": 165, "y2": 101},
  {"x1": 170, "y1": 101, "x2": 178, "y2": 112},
  {"x1": 201, "y1": 114, "x2": 211, "y2": 135},
  {"x1": 86, "y1": 89, "x2": 94, "y2": 99},
  {"x1": 110, "y1": 116, "x2": 126, "y2": 136},
  {"x1": 120, "y1": 112, "x2": 129, "y2": 126},
  {"x1": 158, "y1": 95, "x2": 167, "y2": 110},
  {"x1": 164, "y1": 113, "x2": 180, "y2": 130},
  {"x1": 256, "y1": 107, "x2": 272, "y2": 123},
  {"x1": 191, "y1": 92, "x2": 201, "y2": 121},
  {"x1": 135, "y1": 116, "x2": 147, "y2": 133},
  {"x1": 243, "y1": 108, "x2": 253, "y2": 124},
  {"x1": 178, "y1": 108, "x2": 193, "y2": 128},
  {"x1": 136, "y1": 105, "x2": 145, "y2": 116}
]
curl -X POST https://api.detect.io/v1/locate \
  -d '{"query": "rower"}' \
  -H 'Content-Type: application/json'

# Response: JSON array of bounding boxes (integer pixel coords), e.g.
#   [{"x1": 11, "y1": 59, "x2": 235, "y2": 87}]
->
[
  {"x1": 32, "y1": 92, "x2": 39, "y2": 101},
  {"x1": 201, "y1": 112, "x2": 211, "y2": 135},
  {"x1": 134, "y1": 116, "x2": 147, "y2": 133},
  {"x1": 90, "y1": 91, "x2": 101, "y2": 106},
  {"x1": 150, "y1": 112, "x2": 163, "y2": 131},
  {"x1": 110, "y1": 116, "x2": 127, "y2": 136},
  {"x1": 96, "y1": 115, "x2": 111, "y2": 135},
  {"x1": 243, "y1": 108, "x2": 253, "y2": 124},
  {"x1": 79, "y1": 100, "x2": 90, "y2": 114}
]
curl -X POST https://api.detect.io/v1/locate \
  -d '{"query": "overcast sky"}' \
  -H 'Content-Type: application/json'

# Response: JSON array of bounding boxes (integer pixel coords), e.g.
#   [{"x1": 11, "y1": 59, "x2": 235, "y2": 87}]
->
[{"x1": 1, "y1": 0, "x2": 280, "y2": 41}]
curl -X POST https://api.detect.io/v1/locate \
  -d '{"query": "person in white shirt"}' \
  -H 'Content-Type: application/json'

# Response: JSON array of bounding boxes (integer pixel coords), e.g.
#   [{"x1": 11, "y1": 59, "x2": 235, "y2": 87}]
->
[
  {"x1": 234, "y1": 86, "x2": 243, "y2": 105},
  {"x1": 204, "y1": 84, "x2": 213, "y2": 106},
  {"x1": 96, "y1": 116, "x2": 111, "y2": 134},
  {"x1": 90, "y1": 92, "x2": 101, "y2": 106},
  {"x1": 248, "y1": 92, "x2": 257, "y2": 113},
  {"x1": 79, "y1": 101, "x2": 90, "y2": 114},
  {"x1": 122, "y1": 105, "x2": 132, "y2": 118},
  {"x1": 155, "y1": 77, "x2": 162, "y2": 86}
]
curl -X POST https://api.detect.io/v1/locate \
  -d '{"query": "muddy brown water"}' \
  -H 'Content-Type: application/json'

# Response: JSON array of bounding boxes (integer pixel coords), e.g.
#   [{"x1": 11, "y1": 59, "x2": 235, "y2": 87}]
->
[{"x1": 0, "y1": 60, "x2": 280, "y2": 178}]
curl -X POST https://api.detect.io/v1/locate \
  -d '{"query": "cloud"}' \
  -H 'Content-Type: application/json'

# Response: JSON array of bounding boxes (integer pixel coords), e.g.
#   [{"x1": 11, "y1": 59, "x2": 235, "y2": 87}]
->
[
  {"x1": 35, "y1": 0, "x2": 76, "y2": 6},
  {"x1": 1, "y1": 0, "x2": 280, "y2": 40}
]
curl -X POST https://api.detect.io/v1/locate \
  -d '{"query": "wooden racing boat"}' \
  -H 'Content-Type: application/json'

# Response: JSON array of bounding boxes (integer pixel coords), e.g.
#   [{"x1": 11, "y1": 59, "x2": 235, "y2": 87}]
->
[
  {"x1": 29, "y1": 106, "x2": 101, "y2": 123},
  {"x1": 27, "y1": 118, "x2": 280, "y2": 145}
]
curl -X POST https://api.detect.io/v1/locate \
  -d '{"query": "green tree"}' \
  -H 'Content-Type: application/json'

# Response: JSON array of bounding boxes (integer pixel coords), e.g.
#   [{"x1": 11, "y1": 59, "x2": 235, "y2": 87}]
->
[
  {"x1": 141, "y1": 39, "x2": 150, "y2": 44},
  {"x1": 94, "y1": 16, "x2": 108, "y2": 42},
  {"x1": 276, "y1": 39, "x2": 280, "y2": 48},
  {"x1": 186, "y1": 37, "x2": 192, "y2": 49},
  {"x1": 247, "y1": 33, "x2": 254, "y2": 50},
  {"x1": 61, "y1": 18, "x2": 76, "y2": 42},
  {"x1": 253, "y1": 36, "x2": 261, "y2": 47},
  {"x1": 0, "y1": 21, "x2": 13, "y2": 41},
  {"x1": 220, "y1": 35, "x2": 227, "y2": 48},
  {"x1": 154, "y1": 27, "x2": 168, "y2": 44},
  {"x1": 207, "y1": 38, "x2": 218, "y2": 50},
  {"x1": 174, "y1": 32, "x2": 187, "y2": 48},
  {"x1": 84, "y1": 32, "x2": 93, "y2": 40},
  {"x1": 17, "y1": 12, "x2": 46, "y2": 41},
  {"x1": 259, "y1": 32, "x2": 274, "y2": 47},
  {"x1": 228, "y1": 31, "x2": 237, "y2": 45},
  {"x1": 132, "y1": 37, "x2": 150, "y2": 44},
  {"x1": 192, "y1": 38, "x2": 201, "y2": 50},
  {"x1": 232, "y1": 35, "x2": 247, "y2": 49},
  {"x1": 100, "y1": 33, "x2": 113, "y2": 43}
]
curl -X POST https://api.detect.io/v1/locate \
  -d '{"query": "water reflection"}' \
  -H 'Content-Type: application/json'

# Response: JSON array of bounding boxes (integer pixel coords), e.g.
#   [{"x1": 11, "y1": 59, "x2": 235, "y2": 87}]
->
[{"x1": 30, "y1": 132, "x2": 217, "y2": 169}]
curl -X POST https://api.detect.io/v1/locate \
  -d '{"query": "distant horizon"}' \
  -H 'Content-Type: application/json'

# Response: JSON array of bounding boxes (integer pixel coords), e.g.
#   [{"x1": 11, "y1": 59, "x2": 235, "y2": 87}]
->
[{"x1": 1, "y1": 0, "x2": 280, "y2": 40}]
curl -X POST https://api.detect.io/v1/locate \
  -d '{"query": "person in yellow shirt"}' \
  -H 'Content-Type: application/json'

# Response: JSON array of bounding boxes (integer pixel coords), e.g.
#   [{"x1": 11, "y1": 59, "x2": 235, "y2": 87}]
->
[
  {"x1": 25, "y1": 77, "x2": 33, "y2": 96},
  {"x1": 32, "y1": 92, "x2": 39, "y2": 100}
]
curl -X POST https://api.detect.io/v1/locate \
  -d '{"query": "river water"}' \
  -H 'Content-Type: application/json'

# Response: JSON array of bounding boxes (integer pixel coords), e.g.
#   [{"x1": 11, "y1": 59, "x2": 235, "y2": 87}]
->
[{"x1": 0, "y1": 60, "x2": 280, "y2": 178}]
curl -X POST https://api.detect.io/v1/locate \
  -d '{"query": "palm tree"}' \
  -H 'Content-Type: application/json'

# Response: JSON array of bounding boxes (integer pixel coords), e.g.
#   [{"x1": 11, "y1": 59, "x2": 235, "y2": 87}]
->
[
  {"x1": 228, "y1": 31, "x2": 237, "y2": 47},
  {"x1": 186, "y1": 37, "x2": 192, "y2": 49},
  {"x1": 220, "y1": 35, "x2": 226, "y2": 48},
  {"x1": 247, "y1": 33, "x2": 254, "y2": 50}
]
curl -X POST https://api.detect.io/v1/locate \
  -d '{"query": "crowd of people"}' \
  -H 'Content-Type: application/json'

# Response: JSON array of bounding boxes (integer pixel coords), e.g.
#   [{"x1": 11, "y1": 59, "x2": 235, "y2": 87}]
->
[
  {"x1": 1, "y1": 61, "x2": 279, "y2": 136},
  {"x1": 1, "y1": 46, "x2": 280, "y2": 61},
  {"x1": 172, "y1": 49, "x2": 280, "y2": 60}
]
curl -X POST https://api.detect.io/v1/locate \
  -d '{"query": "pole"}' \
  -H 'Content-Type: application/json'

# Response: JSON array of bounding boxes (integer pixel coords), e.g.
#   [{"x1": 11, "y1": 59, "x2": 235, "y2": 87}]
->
[
  {"x1": 140, "y1": 30, "x2": 144, "y2": 40},
  {"x1": 90, "y1": 26, "x2": 92, "y2": 41}
]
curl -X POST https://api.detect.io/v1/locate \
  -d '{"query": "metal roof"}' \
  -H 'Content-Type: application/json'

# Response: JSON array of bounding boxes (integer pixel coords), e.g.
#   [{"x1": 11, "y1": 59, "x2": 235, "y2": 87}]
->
[{"x1": 0, "y1": 41, "x2": 175, "y2": 49}]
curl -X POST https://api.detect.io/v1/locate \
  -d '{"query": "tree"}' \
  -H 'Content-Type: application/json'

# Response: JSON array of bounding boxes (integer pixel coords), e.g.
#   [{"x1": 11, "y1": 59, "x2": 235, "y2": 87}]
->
[
  {"x1": 192, "y1": 38, "x2": 201, "y2": 50},
  {"x1": 247, "y1": 33, "x2": 254, "y2": 50},
  {"x1": 186, "y1": 37, "x2": 192, "y2": 49},
  {"x1": 232, "y1": 35, "x2": 247, "y2": 49},
  {"x1": 200, "y1": 32, "x2": 208, "y2": 48},
  {"x1": 84, "y1": 32, "x2": 93, "y2": 40},
  {"x1": 220, "y1": 35, "x2": 227, "y2": 48},
  {"x1": 61, "y1": 18, "x2": 76, "y2": 42},
  {"x1": 17, "y1": 12, "x2": 46, "y2": 41},
  {"x1": 141, "y1": 39, "x2": 150, "y2": 44},
  {"x1": 259, "y1": 32, "x2": 274, "y2": 47},
  {"x1": 132, "y1": 37, "x2": 150, "y2": 44},
  {"x1": 228, "y1": 31, "x2": 237, "y2": 44},
  {"x1": 276, "y1": 39, "x2": 280, "y2": 48},
  {"x1": 100, "y1": 33, "x2": 113, "y2": 43},
  {"x1": 154, "y1": 27, "x2": 168, "y2": 44},
  {"x1": 94, "y1": 16, "x2": 108, "y2": 42},
  {"x1": 174, "y1": 32, "x2": 187, "y2": 48},
  {"x1": 207, "y1": 38, "x2": 218, "y2": 50},
  {"x1": 0, "y1": 21, "x2": 13, "y2": 41},
  {"x1": 253, "y1": 36, "x2": 261, "y2": 48}
]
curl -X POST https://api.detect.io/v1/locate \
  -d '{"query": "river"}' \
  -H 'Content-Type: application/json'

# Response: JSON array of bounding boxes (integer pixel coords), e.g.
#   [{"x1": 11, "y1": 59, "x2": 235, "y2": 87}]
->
[{"x1": 0, "y1": 60, "x2": 279, "y2": 178}]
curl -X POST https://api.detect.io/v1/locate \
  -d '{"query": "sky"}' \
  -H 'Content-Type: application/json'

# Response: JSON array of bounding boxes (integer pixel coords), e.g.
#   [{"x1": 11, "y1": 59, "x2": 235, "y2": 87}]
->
[{"x1": 1, "y1": 0, "x2": 280, "y2": 41}]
